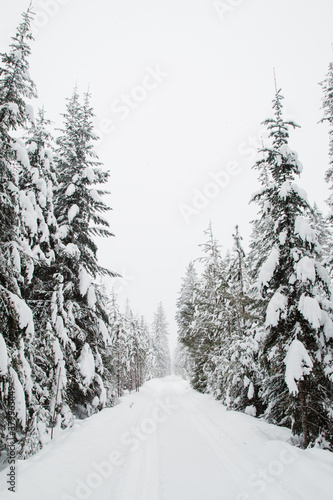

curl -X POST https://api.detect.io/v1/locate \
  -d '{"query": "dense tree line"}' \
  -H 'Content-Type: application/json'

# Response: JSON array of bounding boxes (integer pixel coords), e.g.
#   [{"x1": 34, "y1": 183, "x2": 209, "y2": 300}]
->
[
  {"x1": 176, "y1": 76, "x2": 333, "y2": 450},
  {"x1": 0, "y1": 8, "x2": 169, "y2": 462}
]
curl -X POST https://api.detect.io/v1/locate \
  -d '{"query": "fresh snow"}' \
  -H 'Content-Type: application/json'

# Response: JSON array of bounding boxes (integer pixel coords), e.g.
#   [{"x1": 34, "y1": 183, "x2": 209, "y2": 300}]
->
[
  {"x1": 65, "y1": 184, "x2": 76, "y2": 197},
  {"x1": 278, "y1": 144, "x2": 303, "y2": 173},
  {"x1": 78, "y1": 343, "x2": 95, "y2": 386},
  {"x1": 294, "y1": 216, "x2": 316, "y2": 244},
  {"x1": 315, "y1": 262, "x2": 331, "y2": 287},
  {"x1": 9, "y1": 367, "x2": 26, "y2": 429},
  {"x1": 98, "y1": 319, "x2": 112, "y2": 347},
  {"x1": 0, "y1": 102, "x2": 19, "y2": 114},
  {"x1": 25, "y1": 103, "x2": 35, "y2": 123},
  {"x1": 296, "y1": 256, "x2": 316, "y2": 283},
  {"x1": 298, "y1": 294, "x2": 322, "y2": 329},
  {"x1": 278, "y1": 181, "x2": 292, "y2": 199},
  {"x1": 247, "y1": 381, "x2": 254, "y2": 400},
  {"x1": 284, "y1": 339, "x2": 313, "y2": 394},
  {"x1": 87, "y1": 285, "x2": 96, "y2": 309},
  {"x1": 19, "y1": 339, "x2": 33, "y2": 399},
  {"x1": 82, "y1": 166, "x2": 95, "y2": 181},
  {"x1": 257, "y1": 246, "x2": 279, "y2": 290},
  {"x1": 7, "y1": 291, "x2": 34, "y2": 336},
  {"x1": 11, "y1": 139, "x2": 30, "y2": 168},
  {"x1": 0, "y1": 377, "x2": 332, "y2": 500},
  {"x1": 322, "y1": 311, "x2": 333, "y2": 340},
  {"x1": 63, "y1": 243, "x2": 80, "y2": 257},
  {"x1": 90, "y1": 188, "x2": 102, "y2": 203},
  {"x1": 291, "y1": 182, "x2": 308, "y2": 203},
  {"x1": 68, "y1": 204, "x2": 79, "y2": 223},
  {"x1": 78, "y1": 267, "x2": 91, "y2": 296},
  {"x1": 19, "y1": 191, "x2": 38, "y2": 235},
  {"x1": 265, "y1": 291, "x2": 287, "y2": 327}
]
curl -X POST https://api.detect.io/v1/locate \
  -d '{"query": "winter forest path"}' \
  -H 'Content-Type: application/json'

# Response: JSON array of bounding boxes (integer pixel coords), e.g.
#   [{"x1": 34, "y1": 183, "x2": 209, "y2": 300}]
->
[{"x1": 1, "y1": 377, "x2": 332, "y2": 500}]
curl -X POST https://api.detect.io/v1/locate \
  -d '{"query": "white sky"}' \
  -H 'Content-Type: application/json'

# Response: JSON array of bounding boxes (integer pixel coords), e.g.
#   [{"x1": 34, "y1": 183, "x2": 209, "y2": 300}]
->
[{"x1": 1, "y1": 0, "x2": 333, "y2": 350}]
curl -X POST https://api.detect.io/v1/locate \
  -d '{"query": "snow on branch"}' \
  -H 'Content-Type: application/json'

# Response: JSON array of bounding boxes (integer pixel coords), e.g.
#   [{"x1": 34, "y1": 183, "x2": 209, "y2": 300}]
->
[
  {"x1": 284, "y1": 339, "x2": 313, "y2": 394},
  {"x1": 265, "y1": 291, "x2": 287, "y2": 327},
  {"x1": 7, "y1": 290, "x2": 34, "y2": 336},
  {"x1": 9, "y1": 367, "x2": 27, "y2": 429},
  {"x1": 298, "y1": 294, "x2": 322, "y2": 329},
  {"x1": 296, "y1": 256, "x2": 316, "y2": 283},
  {"x1": 294, "y1": 216, "x2": 316, "y2": 244},
  {"x1": 78, "y1": 343, "x2": 95, "y2": 387},
  {"x1": 257, "y1": 246, "x2": 279, "y2": 290}
]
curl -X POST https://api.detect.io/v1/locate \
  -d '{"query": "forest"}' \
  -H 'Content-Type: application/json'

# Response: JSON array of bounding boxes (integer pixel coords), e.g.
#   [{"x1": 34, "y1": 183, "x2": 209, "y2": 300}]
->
[
  {"x1": 174, "y1": 80, "x2": 333, "y2": 449},
  {"x1": 0, "y1": 7, "x2": 171, "y2": 462},
  {"x1": 1, "y1": 4, "x2": 333, "y2": 470}
]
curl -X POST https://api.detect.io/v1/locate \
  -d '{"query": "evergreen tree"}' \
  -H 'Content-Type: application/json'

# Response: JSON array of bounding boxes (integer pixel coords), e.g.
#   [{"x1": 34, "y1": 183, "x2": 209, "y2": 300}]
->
[
  {"x1": 189, "y1": 224, "x2": 229, "y2": 394},
  {"x1": 0, "y1": 5, "x2": 39, "y2": 456},
  {"x1": 173, "y1": 342, "x2": 192, "y2": 380},
  {"x1": 53, "y1": 88, "x2": 116, "y2": 419},
  {"x1": 18, "y1": 108, "x2": 64, "y2": 455},
  {"x1": 175, "y1": 261, "x2": 198, "y2": 381},
  {"x1": 251, "y1": 88, "x2": 333, "y2": 448},
  {"x1": 320, "y1": 60, "x2": 333, "y2": 219},
  {"x1": 223, "y1": 226, "x2": 263, "y2": 415},
  {"x1": 175, "y1": 261, "x2": 198, "y2": 349},
  {"x1": 151, "y1": 302, "x2": 171, "y2": 378}
]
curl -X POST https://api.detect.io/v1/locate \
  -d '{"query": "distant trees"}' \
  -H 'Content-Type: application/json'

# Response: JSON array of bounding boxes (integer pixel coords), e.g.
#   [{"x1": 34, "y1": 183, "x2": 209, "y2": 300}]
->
[{"x1": 151, "y1": 302, "x2": 171, "y2": 378}]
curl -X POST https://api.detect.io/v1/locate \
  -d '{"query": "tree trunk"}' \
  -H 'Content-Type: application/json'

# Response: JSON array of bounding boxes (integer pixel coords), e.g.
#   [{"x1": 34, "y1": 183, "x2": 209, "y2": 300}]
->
[{"x1": 298, "y1": 379, "x2": 309, "y2": 448}]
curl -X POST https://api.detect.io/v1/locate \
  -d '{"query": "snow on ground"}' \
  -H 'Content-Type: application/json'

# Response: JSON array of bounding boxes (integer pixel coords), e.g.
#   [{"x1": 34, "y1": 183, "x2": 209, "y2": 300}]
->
[{"x1": 0, "y1": 376, "x2": 332, "y2": 500}]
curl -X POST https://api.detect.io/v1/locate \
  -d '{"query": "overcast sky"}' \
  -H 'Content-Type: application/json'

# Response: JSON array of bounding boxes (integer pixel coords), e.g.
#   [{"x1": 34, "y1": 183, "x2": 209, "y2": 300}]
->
[{"x1": 1, "y1": 0, "x2": 333, "y2": 349}]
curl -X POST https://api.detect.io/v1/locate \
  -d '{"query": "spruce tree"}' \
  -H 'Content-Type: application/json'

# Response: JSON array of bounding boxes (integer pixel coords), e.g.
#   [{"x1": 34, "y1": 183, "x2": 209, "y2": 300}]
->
[
  {"x1": 53, "y1": 88, "x2": 116, "y2": 418},
  {"x1": 0, "y1": 5, "x2": 39, "y2": 455},
  {"x1": 251, "y1": 88, "x2": 333, "y2": 448},
  {"x1": 151, "y1": 302, "x2": 171, "y2": 378},
  {"x1": 223, "y1": 226, "x2": 263, "y2": 415},
  {"x1": 320, "y1": 60, "x2": 333, "y2": 219},
  {"x1": 189, "y1": 223, "x2": 229, "y2": 394}
]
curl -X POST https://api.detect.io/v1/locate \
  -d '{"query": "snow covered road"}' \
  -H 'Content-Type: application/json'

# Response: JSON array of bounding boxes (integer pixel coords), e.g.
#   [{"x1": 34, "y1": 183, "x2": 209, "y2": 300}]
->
[{"x1": 1, "y1": 376, "x2": 332, "y2": 500}]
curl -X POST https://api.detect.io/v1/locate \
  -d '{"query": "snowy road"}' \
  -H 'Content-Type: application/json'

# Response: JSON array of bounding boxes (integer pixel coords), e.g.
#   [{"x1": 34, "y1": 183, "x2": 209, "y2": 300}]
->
[{"x1": 1, "y1": 376, "x2": 332, "y2": 500}]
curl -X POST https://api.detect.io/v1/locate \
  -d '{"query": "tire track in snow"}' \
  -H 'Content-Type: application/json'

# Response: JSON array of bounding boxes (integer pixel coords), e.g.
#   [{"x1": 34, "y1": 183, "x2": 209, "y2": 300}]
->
[
  {"x1": 177, "y1": 383, "x2": 299, "y2": 500},
  {"x1": 109, "y1": 382, "x2": 164, "y2": 500}
]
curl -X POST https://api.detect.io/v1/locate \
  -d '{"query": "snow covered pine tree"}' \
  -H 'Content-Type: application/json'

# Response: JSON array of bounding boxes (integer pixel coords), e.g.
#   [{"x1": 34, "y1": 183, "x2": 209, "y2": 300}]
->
[
  {"x1": 151, "y1": 302, "x2": 171, "y2": 378},
  {"x1": 53, "y1": 88, "x2": 116, "y2": 420},
  {"x1": 0, "y1": 5, "x2": 42, "y2": 458},
  {"x1": 251, "y1": 87, "x2": 333, "y2": 448}
]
